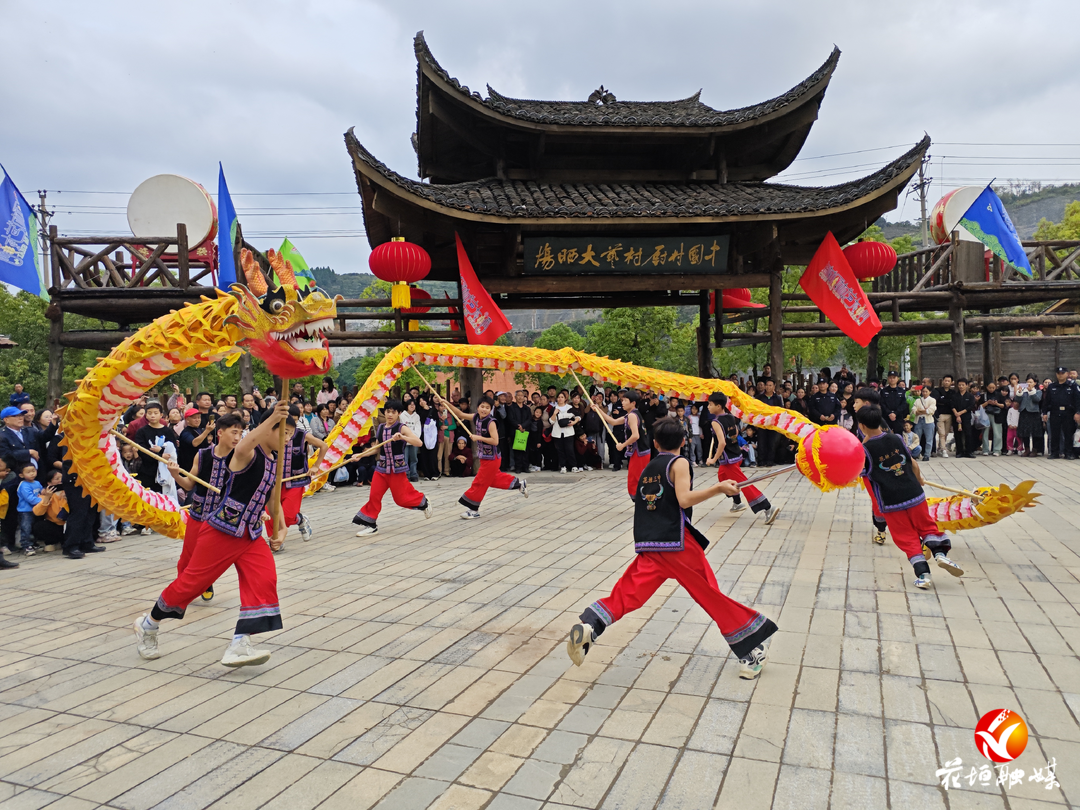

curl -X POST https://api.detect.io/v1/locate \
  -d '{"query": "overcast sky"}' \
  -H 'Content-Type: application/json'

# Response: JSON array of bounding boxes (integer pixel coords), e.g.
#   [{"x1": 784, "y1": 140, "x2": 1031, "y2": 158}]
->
[{"x1": 4, "y1": 0, "x2": 1079, "y2": 272}]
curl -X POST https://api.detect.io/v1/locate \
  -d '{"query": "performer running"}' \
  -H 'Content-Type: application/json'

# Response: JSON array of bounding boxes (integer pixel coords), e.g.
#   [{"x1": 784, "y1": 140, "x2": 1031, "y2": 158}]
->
[
  {"x1": 705, "y1": 392, "x2": 781, "y2": 524},
  {"x1": 262, "y1": 405, "x2": 328, "y2": 545},
  {"x1": 436, "y1": 394, "x2": 527, "y2": 519},
  {"x1": 352, "y1": 399, "x2": 432, "y2": 536},
  {"x1": 165, "y1": 412, "x2": 244, "y2": 604},
  {"x1": 567, "y1": 417, "x2": 777, "y2": 679},
  {"x1": 853, "y1": 387, "x2": 889, "y2": 545},
  {"x1": 857, "y1": 404, "x2": 963, "y2": 590},
  {"x1": 597, "y1": 389, "x2": 650, "y2": 499},
  {"x1": 133, "y1": 400, "x2": 290, "y2": 668}
]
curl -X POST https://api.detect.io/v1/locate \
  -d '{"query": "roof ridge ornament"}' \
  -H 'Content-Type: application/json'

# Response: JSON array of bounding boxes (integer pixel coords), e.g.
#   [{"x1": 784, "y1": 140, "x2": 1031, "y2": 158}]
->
[{"x1": 588, "y1": 86, "x2": 617, "y2": 105}]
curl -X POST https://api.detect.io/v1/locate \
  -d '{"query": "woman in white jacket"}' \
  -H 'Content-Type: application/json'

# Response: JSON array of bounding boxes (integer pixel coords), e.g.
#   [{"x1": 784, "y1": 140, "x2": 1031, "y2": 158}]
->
[
  {"x1": 910, "y1": 387, "x2": 937, "y2": 459},
  {"x1": 550, "y1": 391, "x2": 581, "y2": 472}
]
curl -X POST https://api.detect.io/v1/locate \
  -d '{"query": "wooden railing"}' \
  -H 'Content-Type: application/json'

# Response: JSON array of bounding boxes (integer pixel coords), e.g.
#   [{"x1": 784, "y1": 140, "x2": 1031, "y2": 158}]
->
[
  {"x1": 1009, "y1": 241, "x2": 1080, "y2": 282},
  {"x1": 48, "y1": 224, "x2": 216, "y2": 292},
  {"x1": 871, "y1": 236, "x2": 956, "y2": 294}
]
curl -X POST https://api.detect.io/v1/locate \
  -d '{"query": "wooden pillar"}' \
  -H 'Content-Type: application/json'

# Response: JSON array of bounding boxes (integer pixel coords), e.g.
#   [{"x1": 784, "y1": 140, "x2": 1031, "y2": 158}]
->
[
  {"x1": 176, "y1": 223, "x2": 189, "y2": 287},
  {"x1": 697, "y1": 290, "x2": 712, "y2": 378},
  {"x1": 769, "y1": 268, "x2": 784, "y2": 381},
  {"x1": 991, "y1": 331, "x2": 1003, "y2": 380},
  {"x1": 47, "y1": 312, "x2": 64, "y2": 409},
  {"x1": 949, "y1": 295, "x2": 967, "y2": 379},
  {"x1": 866, "y1": 335, "x2": 879, "y2": 383},
  {"x1": 238, "y1": 353, "x2": 254, "y2": 394},
  {"x1": 459, "y1": 368, "x2": 483, "y2": 409}
]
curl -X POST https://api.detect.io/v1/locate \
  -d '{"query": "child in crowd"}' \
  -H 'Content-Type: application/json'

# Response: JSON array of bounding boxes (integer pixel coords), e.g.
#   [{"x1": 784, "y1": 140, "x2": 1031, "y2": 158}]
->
[
  {"x1": 740, "y1": 426, "x2": 757, "y2": 466},
  {"x1": 901, "y1": 419, "x2": 921, "y2": 458},
  {"x1": 32, "y1": 469, "x2": 67, "y2": 554},
  {"x1": 119, "y1": 443, "x2": 149, "y2": 535},
  {"x1": 1006, "y1": 399, "x2": 1021, "y2": 454},
  {"x1": 689, "y1": 404, "x2": 704, "y2": 466},
  {"x1": 567, "y1": 417, "x2": 777, "y2": 679},
  {"x1": 16, "y1": 462, "x2": 42, "y2": 556},
  {"x1": 857, "y1": 404, "x2": 963, "y2": 590}
]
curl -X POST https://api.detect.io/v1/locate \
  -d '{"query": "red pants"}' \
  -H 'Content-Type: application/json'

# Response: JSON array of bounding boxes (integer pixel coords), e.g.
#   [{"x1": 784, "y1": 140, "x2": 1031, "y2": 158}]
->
[
  {"x1": 177, "y1": 517, "x2": 203, "y2": 578},
  {"x1": 460, "y1": 458, "x2": 518, "y2": 511},
  {"x1": 716, "y1": 461, "x2": 769, "y2": 512},
  {"x1": 627, "y1": 452, "x2": 649, "y2": 499},
  {"x1": 881, "y1": 499, "x2": 950, "y2": 560},
  {"x1": 155, "y1": 524, "x2": 281, "y2": 635},
  {"x1": 587, "y1": 528, "x2": 775, "y2": 657},
  {"x1": 356, "y1": 471, "x2": 426, "y2": 527},
  {"x1": 263, "y1": 487, "x2": 304, "y2": 538}
]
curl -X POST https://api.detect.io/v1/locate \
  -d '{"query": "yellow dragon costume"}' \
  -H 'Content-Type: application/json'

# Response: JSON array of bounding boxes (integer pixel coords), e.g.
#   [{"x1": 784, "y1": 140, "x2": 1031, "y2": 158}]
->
[{"x1": 60, "y1": 250, "x2": 338, "y2": 538}]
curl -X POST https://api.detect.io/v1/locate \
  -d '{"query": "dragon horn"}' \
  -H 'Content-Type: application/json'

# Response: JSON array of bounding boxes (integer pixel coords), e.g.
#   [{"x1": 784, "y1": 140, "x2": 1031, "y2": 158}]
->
[
  {"x1": 240, "y1": 248, "x2": 268, "y2": 296},
  {"x1": 267, "y1": 248, "x2": 298, "y2": 289}
]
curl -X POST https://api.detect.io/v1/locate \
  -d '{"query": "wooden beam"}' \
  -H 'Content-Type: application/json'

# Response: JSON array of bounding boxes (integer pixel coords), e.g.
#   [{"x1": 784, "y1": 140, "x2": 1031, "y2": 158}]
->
[{"x1": 698, "y1": 289, "x2": 712, "y2": 378}]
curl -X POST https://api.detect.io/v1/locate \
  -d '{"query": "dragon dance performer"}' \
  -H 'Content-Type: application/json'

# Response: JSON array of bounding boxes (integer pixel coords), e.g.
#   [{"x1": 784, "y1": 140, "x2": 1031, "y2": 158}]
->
[
  {"x1": 567, "y1": 417, "x2": 777, "y2": 679},
  {"x1": 705, "y1": 392, "x2": 781, "y2": 524},
  {"x1": 165, "y1": 412, "x2": 245, "y2": 604},
  {"x1": 353, "y1": 399, "x2": 432, "y2": 536},
  {"x1": 857, "y1": 404, "x2": 963, "y2": 590},
  {"x1": 437, "y1": 394, "x2": 527, "y2": 519},
  {"x1": 262, "y1": 405, "x2": 327, "y2": 545},
  {"x1": 853, "y1": 388, "x2": 890, "y2": 545},
  {"x1": 134, "y1": 400, "x2": 290, "y2": 668},
  {"x1": 597, "y1": 389, "x2": 651, "y2": 500}
]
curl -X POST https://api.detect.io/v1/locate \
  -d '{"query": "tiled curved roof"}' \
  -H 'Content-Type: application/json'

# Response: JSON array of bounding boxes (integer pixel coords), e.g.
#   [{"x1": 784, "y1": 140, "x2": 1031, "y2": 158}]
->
[
  {"x1": 348, "y1": 130, "x2": 929, "y2": 221},
  {"x1": 415, "y1": 31, "x2": 839, "y2": 128}
]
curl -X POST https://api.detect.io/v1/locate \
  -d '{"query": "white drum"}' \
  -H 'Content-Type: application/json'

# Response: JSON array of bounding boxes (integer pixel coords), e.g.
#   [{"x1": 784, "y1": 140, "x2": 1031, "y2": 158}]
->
[
  {"x1": 127, "y1": 174, "x2": 218, "y2": 248},
  {"x1": 929, "y1": 186, "x2": 984, "y2": 245}
]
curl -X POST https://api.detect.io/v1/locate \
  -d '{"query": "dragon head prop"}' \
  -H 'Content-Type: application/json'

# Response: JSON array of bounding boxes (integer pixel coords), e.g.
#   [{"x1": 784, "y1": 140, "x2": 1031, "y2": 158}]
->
[{"x1": 225, "y1": 248, "x2": 339, "y2": 378}]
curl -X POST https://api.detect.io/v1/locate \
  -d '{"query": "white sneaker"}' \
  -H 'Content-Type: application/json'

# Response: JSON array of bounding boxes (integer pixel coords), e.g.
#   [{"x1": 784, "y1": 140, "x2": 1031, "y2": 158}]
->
[
  {"x1": 560, "y1": 467, "x2": 568, "y2": 474},
  {"x1": 322, "y1": 483, "x2": 336, "y2": 493},
  {"x1": 764, "y1": 506, "x2": 781, "y2": 525},
  {"x1": 133, "y1": 615, "x2": 161, "y2": 660},
  {"x1": 914, "y1": 573, "x2": 932, "y2": 589},
  {"x1": 934, "y1": 553, "x2": 964, "y2": 577},
  {"x1": 140, "y1": 527, "x2": 153, "y2": 536},
  {"x1": 461, "y1": 509, "x2": 481, "y2": 520},
  {"x1": 220, "y1": 636, "x2": 271, "y2": 668},
  {"x1": 423, "y1": 501, "x2": 433, "y2": 519},
  {"x1": 529, "y1": 465, "x2": 541, "y2": 472},
  {"x1": 355, "y1": 526, "x2": 377, "y2": 537},
  {"x1": 519, "y1": 479, "x2": 528, "y2": 499},
  {"x1": 121, "y1": 526, "x2": 137, "y2": 536},
  {"x1": 738, "y1": 638, "x2": 771, "y2": 680},
  {"x1": 566, "y1": 623, "x2": 593, "y2": 667},
  {"x1": 941, "y1": 451, "x2": 949, "y2": 459},
  {"x1": 730, "y1": 502, "x2": 747, "y2": 513},
  {"x1": 297, "y1": 513, "x2": 313, "y2": 542}
]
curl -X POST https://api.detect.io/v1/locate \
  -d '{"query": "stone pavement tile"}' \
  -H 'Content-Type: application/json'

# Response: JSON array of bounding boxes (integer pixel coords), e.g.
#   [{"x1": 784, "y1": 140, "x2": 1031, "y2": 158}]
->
[
  {"x1": 0, "y1": 787, "x2": 66, "y2": 810},
  {"x1": 442, "y1": 669, "x2": 518, "y2": 717},
  {"x1": 954, "y1": 646, "x2": 1011, "y2": 686},
  {"x1": 314, "y1": 767, "x2": 403, "y2": 810},
  {"x1": 881, "y1": 674, "x2": 930, "y2": 723},
  {"x1": 450, "y1": 718, "x2": 511, "y2": 750},
  {"x1": 201, "y1": 753, "x2": 321, "y2": 810},
  {"x1": 598, "y1": 742, "x2": 679, "y2": 809},
  {"x1": 832, "y1": 713, "x2": 884, "y2": 777},
  {"x1": 518, "y1": 700, "x2": 572, "y2": 729},
  {"x1": 748, "y1": 661, "x2": 798, "y2": 707},
  {"x1": 917, "y1": 643, "x2": 964, "y2": 682},
  {"x1": 580, "y1": 684, "x2": 626, "y2": 709},
  {"x1": 884, "y1": 720, "x2": 937, "y2": 785},
  {"x1": 332, "y1": 706, "x2": 434, "y2": 766},
  {"x1": 373, "y1": 710, "x2": 470, "y2": 774},
  {"x1": 110, "y1": 739, "x2": 248, "y2": 810},
  {"x1": 501, "y1": 758, "x2": 563, "y2": 802},
  {"x1": 250, "y1": 760, "x2": 361, "y2": 810},
  {"x1": 556, "y1": 704, "x2": 610, "y2": 735},
  {"x1": 924, "y1": 679, "x2": 978, "y2": 728},
  {"x1": 489, "y1": 724, "x2": 548, "y2": 757},
  {"x1": 126, "y1": 677, "x2": 237, "y2": 728},
  {"x1": 597, "y1": 709, "x2": 652, "y2": 742},
  {"x1": 35, "y1": 728, "x2": 173, "y2": 796},
  {"x1": 4, "y1": 722, "x2": 143, "y2": 789},
  {"x1": 782, "y1": 708, "x2": 835, "y2": 770},
  {"x1": 713, "y1": 757, "x2": 779, "y2": 810},
  {"x1": 887, "y1": 780, "x2": 945, "y2": 810},
  {"x1": 145, "y1": 746, "x2": 284, "y2": 810},
  {"x1": 828, "y1": 772, "x2": 886, "y2": 810},
  {"x1": 458, "y1": 751, "x2": 526, "y2": 792},
  {"x1": 880, "y1": 640, "x2": 922, "y2": 678},
  {"x1": 0, "y1": 717, "x2": 115, "y2": 778},
  {"x1": 427, "y1": 783, "x2": 492, "y2": 810},
  {"x1": 414, "y1": 743, "x2": 483, "y2": 782},
  {"x1": 261, "y1": 695, "x2": 363, "y2": 751},
  {"x1": 69, "y1": 732, "x2": 211, "y2": 804},
  {"x1": 801, "y1": 633, "x2": 842, "y2": 670},
  {"x1": 487, "y1": 794, "x2": 543, "y2": 810},
  {"x1": 1015, "y1": 688, "x2": 1080, "y2": 742},
  {"x1": 838, "y1": 670, "x2": 882, "y2": 717},
  {"x1": 654, "y1": 750, "x2": 726, "y2": 809},
  {"x1": 546, "y1": 735, "x2": 634, "y2": 808},
  {"x1": 641, "y1": 693, "x2": 705, "y2": 747},
  {"x1": 687, "y1": 698, "x2": 747, "y2": 755},
  {"x1": 794, "y1": 666, "x2": 839, "y2": 712},
  {"x1": 772, "y1": 764, "x2": 832, "y2": 810},
  {"x1": 944, "y1": 791, "x2": 1007, "y2": 809},
  {"x1": 339, "y1": 658, "x2": 424, "y2": 701},
  {"x1": 732, "y1": 701, "x2": 789, "y2": 762}
]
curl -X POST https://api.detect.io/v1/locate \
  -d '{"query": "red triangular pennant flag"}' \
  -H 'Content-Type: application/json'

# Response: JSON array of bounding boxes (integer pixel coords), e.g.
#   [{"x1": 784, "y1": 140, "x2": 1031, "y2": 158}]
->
[
  {"x1": 798, "y1": 232, "x2": 881, "y2": 347},
  {"x1": 456, "y1": 233, "x2": 511, "y2": 345}
]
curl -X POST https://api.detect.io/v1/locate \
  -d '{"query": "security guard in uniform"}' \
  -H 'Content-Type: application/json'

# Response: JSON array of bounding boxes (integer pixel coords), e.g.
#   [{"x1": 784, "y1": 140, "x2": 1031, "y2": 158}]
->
[{"x1": 1044, "y1": 367, "x2": 1080, "y2": 459}]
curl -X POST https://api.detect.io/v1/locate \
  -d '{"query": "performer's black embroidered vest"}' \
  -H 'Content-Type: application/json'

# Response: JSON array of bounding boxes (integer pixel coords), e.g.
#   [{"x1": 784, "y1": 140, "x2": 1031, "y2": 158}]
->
[
  {"x1": 375, "y1": 421, "x2": 409, "y2": 474},
  {"x1": 188, "y1": 447, "x2": 232, "y2": 522},
  {"x1": 624, "y1": 410, "x2": 650, "y2": 458},
  {"x1": 633, "y1": 452, "x2": 708, "y2": 553},
  {"x1": 474, "y1": 414, "x2": 500, "y2": 460},
  {"x1": 863, "y1": 432, "x2": 925, "y2": 512},
  {"x1": 283, "y1": 429, "x2": 309, "y2": 490},
  {"x1": 207, "y1": 446, "x2": 275, "y2": 540}
]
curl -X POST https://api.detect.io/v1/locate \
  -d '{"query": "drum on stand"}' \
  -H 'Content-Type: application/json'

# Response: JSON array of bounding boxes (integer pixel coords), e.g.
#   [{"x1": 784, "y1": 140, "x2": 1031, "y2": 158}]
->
[{"x1": 127, "y1": 174, "x2": 218, "y2": 254}]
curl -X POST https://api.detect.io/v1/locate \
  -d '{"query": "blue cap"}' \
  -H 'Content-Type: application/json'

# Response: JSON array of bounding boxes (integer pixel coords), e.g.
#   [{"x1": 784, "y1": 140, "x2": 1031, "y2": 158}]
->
[{"x1": 0, "y1": 406, "x2": 23, "y2": 419}]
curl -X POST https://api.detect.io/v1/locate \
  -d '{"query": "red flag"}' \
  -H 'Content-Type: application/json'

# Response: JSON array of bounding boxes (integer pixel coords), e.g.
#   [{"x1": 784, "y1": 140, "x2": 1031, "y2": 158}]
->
[
  {"x1": 798, "y1": 232, "x2": 881, "y2": 347},
  {"x1": 444, "y1": 292, "x2": 462, "y2": 332},
  {"x1": 456, "y1": 232, "x2": 511, "y2": 345}
]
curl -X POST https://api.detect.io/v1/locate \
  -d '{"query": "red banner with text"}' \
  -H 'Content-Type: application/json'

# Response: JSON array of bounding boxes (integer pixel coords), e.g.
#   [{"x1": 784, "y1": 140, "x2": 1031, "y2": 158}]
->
[{"x1": 798, "y1": 232, "x2": 881, "y2": 347}]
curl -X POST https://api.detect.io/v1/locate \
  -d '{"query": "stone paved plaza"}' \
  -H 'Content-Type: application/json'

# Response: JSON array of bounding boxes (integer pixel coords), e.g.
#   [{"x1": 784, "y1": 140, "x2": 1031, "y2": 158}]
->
[{"x1": 1, "y1": 457, "x2": 1078, "y2": 809}]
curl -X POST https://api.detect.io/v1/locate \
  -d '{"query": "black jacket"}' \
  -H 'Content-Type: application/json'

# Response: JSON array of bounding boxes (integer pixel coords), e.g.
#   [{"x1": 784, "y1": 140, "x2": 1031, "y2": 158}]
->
[
  {"x1": 808, "y1": 392, "x2": 840, "y2": 424},
  {"x1": 1044, "y1": 380, "x2": 1080, "y2": 413},
  {"x1": 0, "y1": 426, "x2": 32, "y2": 471},
  {"x1": 880, "y1": 386, "x2": 910, "y2": 424},
  {"x1": 932, "y1": 386, "x2": 958, "y2": 418}
]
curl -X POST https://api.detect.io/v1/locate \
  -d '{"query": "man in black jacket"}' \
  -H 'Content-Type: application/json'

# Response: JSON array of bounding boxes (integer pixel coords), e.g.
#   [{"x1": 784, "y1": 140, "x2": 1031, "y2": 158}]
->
[
  {"x1": 953, "y1": 379, "x2": 977, "y2": 458},
  {"x1": 756, "y1": 379, "x2": 784, "y2": 467},
  {"x1": 506, "y1": 390, "x2": 533, "y2": 474},
  {"x1": 880, "y1": 371, "x2": 910, "y2": 434},
  {"x1": 808, "y1": 379, "x2": 840, "y2": 426},
  {"x1": 931, "y1": 376, "x2": 958, "y2": 458},
  {"x1": 0, "y1": 406, "x2": 34, "y2": 472},
  {"x1": 1044, "y1": 367, "x2": 1080, "y2": 459}
]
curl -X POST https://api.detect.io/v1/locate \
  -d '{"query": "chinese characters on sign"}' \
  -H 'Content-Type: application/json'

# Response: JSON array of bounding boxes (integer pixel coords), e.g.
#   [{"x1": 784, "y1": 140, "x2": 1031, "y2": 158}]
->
[
  {"x1": 524, "y1": 235, "x2": 730, "y2": 275},
  {"x1": 935, "y1": 758, "x2": 1059, "y2": 792}
]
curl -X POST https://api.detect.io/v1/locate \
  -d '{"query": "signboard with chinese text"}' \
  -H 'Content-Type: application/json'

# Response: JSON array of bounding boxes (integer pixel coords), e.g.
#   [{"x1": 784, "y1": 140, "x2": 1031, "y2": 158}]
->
[{"x1": 524, "y1": 235, "x2": 730, "y2": 275}]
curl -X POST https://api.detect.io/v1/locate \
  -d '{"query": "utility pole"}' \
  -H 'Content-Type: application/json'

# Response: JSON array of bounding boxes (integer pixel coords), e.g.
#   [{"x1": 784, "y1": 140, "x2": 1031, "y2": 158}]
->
[
  {"x1": 37, "y1": 190, "x2": 51, "y2": 291},
  {"x1": 908, "y1": 154, "x2": 933, "y2": 249}
]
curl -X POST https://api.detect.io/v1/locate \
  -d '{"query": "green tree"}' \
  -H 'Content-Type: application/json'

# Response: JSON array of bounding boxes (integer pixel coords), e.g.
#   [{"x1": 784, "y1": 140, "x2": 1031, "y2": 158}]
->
[
  {"x1": 585, "y1": 308, "x2": 680, "y2": 369},
  {"x1": 515, "y1": 322, "x2": 585, "y2": 390},
  {"x1": 1034, "y1": 200, "x2": 1080, "y2": 240}
]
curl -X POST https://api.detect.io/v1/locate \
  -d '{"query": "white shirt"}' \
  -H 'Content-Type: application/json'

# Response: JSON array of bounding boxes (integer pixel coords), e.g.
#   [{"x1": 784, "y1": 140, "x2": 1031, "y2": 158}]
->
[
  {"x1": 551, "y1": 404, "x2": 577, "y2": 439},
  {"x1": 401, "y1": 410, "x2": 422, "y2": 437}
]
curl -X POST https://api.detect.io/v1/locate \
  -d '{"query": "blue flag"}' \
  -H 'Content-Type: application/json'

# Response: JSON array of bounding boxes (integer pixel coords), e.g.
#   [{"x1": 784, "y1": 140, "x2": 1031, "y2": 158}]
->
[
  {"x1": 959, "y1": 185, "x2": 1033, "y2": 278},
  {"x1": 0, "y1": 167, "x2": 43, "y2": 298},
  {"x1": 217, "y1": 163, "x2": 239, "y2": 289}
]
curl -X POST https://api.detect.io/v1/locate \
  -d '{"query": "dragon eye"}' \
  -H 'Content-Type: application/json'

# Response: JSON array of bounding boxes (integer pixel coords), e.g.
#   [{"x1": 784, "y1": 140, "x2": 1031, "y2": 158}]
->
[{"x1": 269, "y1": 299, "x2": 285, "y2": 313}]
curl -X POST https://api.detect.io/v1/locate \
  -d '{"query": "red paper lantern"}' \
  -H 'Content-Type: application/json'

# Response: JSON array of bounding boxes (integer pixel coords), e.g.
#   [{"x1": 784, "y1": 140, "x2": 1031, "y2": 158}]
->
[
  {"x1": 709, "y1": 287, "x2": 767, "y2": 314},
  {"x1": 843, "y1": 241, "x2": 897, "y2": 281},
  {"x1": 402, "y1": 287, "x2": 432, "y2": 315},
  {"x1": 368, "y1": 237, "x2": 431, "y2": 309},
  {"x1": 796, "y1": 427, "x2": 865, "y2": 491}
]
